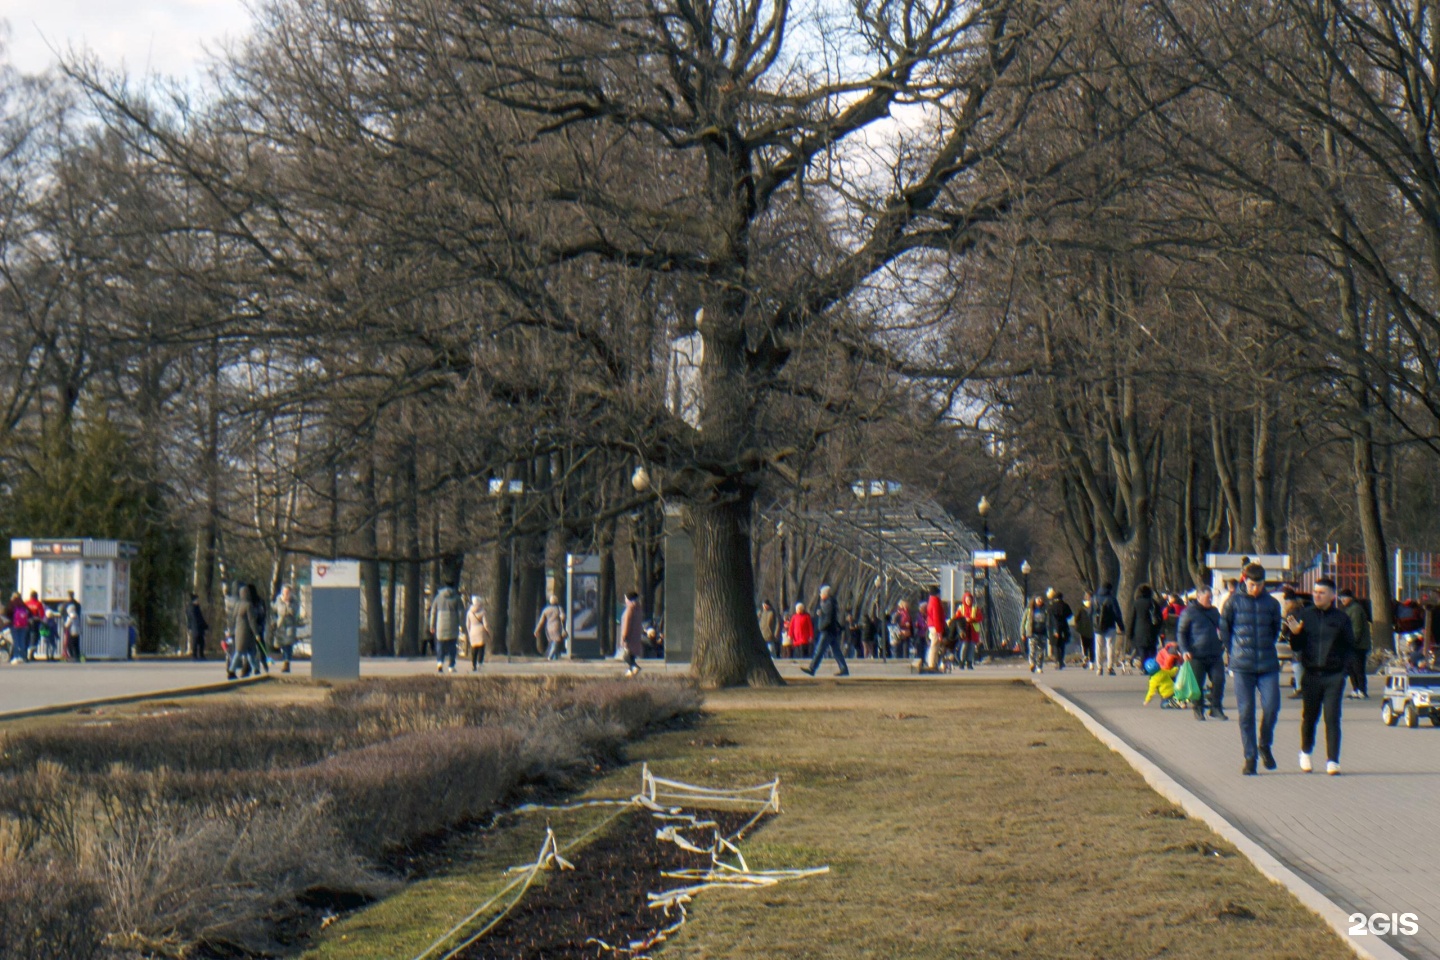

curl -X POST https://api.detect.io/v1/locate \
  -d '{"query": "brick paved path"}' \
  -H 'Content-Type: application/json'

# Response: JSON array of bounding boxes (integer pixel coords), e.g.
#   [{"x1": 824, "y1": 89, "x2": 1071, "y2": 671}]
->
[{"x1": 1047, "y1": 665, "x2": 1440, "y2": 959}]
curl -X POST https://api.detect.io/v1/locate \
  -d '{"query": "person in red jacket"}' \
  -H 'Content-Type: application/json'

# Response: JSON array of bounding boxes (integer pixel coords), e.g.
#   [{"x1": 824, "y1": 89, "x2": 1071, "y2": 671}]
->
[
  {"x1": 788, "y1": 602, "x2": 814, "y2": 660},
  {"x1": 923, "y1": 586, "x2": 947, "y2": 671},
  {"x1": 952, "y1": 592, "x2": 983, "y2": 669},
  {"x1": 24, "y1": 592, "x2": 46, "y2": 661}
]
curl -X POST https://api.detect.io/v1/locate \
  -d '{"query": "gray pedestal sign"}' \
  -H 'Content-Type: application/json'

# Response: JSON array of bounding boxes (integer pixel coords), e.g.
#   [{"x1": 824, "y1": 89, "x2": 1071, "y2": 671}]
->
[
  {"x1": 663, "y1": 507, "x2": 694, "y2": 665},
  {"x1": 310, "y1": 559, "x2": 361, "y2": 681}
]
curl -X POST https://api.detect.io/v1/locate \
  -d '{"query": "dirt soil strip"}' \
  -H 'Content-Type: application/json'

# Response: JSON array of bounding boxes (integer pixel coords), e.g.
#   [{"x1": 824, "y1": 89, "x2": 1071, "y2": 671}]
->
[{"x1": 459, "y1": 809, "x2": 763, "y2": 960}]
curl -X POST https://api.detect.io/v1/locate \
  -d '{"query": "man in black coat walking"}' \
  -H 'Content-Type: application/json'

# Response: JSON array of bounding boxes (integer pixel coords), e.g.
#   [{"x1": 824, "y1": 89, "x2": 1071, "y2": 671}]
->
[
  {"x1": 802, "y1": 585, "x2": 849, "y2": 677},
  {"x1": 186, "y1": 594, "x2": 209, "y2": 661},
  {"x1": 1177, "y1": 587, "x2": 1227, "y2": 721},
  {"x1": 1285, "y1": 577, "x2": 1355, "y2": 775}
]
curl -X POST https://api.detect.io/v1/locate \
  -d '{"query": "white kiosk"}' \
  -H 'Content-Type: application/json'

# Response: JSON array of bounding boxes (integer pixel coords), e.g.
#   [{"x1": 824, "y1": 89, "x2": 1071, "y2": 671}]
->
[
  {"x1": 1205, "y1": 553, "x2": 1292, "y2": 594},
  {"x1": 10, "y1": 539, "x2": 137, "y2": 659}
]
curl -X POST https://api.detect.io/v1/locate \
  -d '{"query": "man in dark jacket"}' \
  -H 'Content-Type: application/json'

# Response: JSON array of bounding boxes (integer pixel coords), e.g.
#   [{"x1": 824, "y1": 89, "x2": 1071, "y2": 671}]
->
[
  {"x1": 1177, "y1": 587, "x2": 1226, "y2": 722},
  {"x1": 186, "y1": 594, "x2": 209, "y2": 661},
  {"x1": 1339, "y1": 589, "x2": 1370, "y2": 699},
  {"x1": 1092, "y1": 583, "x2": 1125, "y2": 675},
  {"x1": 802, "y1": 585, "x2": 849, "y2": 677},
  {"x1": 1286, "y1": 578, "x2": 1355, "y2": 774},
  {"x1": 1220, "y1": 563, "x2": 1284, "y2": 775},
  {"x1": 1048, "y1": 592, "x2": 1073, "y2": 669}
]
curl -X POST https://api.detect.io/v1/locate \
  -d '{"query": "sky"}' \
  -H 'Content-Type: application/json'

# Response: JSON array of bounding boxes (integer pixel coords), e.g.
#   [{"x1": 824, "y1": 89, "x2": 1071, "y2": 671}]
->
[{"x1": 3, "y1": 0, "x2": 253, "y2": 83}]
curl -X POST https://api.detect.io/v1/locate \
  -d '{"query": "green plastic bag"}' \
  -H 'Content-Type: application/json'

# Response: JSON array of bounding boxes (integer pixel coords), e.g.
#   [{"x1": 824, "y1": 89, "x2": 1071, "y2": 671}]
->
[{"x1": 1173, "y1": 660, "x2": 1202, "y2": 704}]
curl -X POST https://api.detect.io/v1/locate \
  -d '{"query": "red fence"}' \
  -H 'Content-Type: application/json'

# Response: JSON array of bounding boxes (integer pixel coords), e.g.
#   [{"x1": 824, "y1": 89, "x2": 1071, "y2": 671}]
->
[{"x1": 1299, "y1": 551, "x2": 1370, "y2": 599}]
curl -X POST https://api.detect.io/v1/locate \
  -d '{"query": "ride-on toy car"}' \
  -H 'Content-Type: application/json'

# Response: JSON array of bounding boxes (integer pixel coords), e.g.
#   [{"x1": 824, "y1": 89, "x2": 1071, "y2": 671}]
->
[{"x1": 1381, "y1": 668, "x2": 1440, "y2": 728}]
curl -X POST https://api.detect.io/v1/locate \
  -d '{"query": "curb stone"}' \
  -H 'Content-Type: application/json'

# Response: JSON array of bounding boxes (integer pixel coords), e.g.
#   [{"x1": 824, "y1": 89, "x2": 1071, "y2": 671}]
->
[{"x1": 0, "y1": 674, "x2": 274, "y2": 724}]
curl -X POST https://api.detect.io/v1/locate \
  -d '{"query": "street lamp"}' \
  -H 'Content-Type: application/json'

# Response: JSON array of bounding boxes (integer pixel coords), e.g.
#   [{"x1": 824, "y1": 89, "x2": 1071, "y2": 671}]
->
[
  {"x1": 1021, "y1": 559, "x2": 1032, "y2": 610},
  {"x1": 853, "y1": 480, "x2": 894, "y2": 661},
  {"x1": 489, "y1": 477, "x2": 527, "y2": 663},
  {"x1": 631, "y1": 465, "x2": 651, "y2": 492},
  {"x1": 977, "y1": 496, "x2": 994, "y2": 654}
]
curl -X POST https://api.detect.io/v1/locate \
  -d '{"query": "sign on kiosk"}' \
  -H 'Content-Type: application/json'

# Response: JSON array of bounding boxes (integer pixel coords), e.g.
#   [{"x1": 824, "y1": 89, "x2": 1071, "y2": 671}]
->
[
  {"x1": 972, "y1": 550, "x2": 1007, "y2": 568},
  {"x1": 310, "y1": 558, "x2": 361, "y2": 680},
  {"x1": 311, "y1": 560, "x2": 360, "y2": 588}
]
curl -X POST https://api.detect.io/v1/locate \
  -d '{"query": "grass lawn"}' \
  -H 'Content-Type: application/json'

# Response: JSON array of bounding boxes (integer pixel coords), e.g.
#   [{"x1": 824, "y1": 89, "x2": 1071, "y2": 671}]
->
[{"x1": 306, "y1": 677, "x2": 1356, "y2": 960}]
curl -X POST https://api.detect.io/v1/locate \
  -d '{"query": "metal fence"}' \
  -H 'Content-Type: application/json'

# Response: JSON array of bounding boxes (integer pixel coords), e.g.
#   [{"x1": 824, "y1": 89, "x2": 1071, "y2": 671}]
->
[{"x1": 1300, "y1": 547, "x2": 1440, "y2": 601}]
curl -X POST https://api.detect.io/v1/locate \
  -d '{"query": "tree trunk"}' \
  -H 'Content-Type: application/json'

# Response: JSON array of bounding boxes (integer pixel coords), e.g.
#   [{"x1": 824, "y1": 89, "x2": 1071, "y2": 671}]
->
[
  {"x1": 688, "y1": 494, "x2": 783, "y2": 687},
  {"x1": 1252, "y1": 401, "x2": 1275, "y2": 554},
  {"x1": 598, "y1": 518, "x2": 617, "y2": 656},
  {"x1": 398, "y1": 445, "x2": 422, "y2": 656},
  {"x1": 1354, "y1": 430, "x2": 1396, "y2": 652},
  {"x1": 360, "y1": 453, "x2": 387, "y2": 656},
  {"x1": 510, "y1": 536, "x2": 544, "y2": 655},
  {"x1": 487, "y1": 541, "x2": 510, "y2": 655}
]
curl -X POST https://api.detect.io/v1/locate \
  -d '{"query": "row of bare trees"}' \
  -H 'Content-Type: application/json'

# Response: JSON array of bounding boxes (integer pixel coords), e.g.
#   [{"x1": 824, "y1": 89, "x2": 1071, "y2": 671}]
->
[{"x1": 1, "y1": 0, "x2": 1436, "y2": 678}]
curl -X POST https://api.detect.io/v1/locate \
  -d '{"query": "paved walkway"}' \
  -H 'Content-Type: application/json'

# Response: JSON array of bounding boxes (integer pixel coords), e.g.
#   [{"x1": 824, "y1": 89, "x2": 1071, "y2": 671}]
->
[
  {"x1": 1046, "y1": 665, "x2": 1440, "y2": 960},
  {"x1": 0, "y1": 655, "x2": 667, "y2": 716},
  {"x1": 0, "y1": 653, "x2": 997, "y2": 717}
]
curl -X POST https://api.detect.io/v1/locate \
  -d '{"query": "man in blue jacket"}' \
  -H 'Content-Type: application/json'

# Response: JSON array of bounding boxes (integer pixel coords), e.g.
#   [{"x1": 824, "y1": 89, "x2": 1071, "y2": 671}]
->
[
  {"x1": 1177, "y1": 587, "x2": 1227, "y2": 722},
  {"x1": 1220, "y1": 563, "x2": 1284, "y2": 775}
]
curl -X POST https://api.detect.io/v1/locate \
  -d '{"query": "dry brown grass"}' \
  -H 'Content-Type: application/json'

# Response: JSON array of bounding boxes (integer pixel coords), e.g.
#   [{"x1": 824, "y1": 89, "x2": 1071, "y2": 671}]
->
[
  {"x1": 308, "y1": 678, "x2": 1356, "y2": 960},
  {"x1": 0, "y1": 676, "x2": 700, "y2": 958},
  {"x1": 650, "y1": 679, "x2": 1357, "y2": 959}
]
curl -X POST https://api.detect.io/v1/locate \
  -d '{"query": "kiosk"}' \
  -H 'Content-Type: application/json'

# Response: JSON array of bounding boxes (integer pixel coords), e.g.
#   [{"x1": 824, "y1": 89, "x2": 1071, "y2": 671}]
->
[{"x1": 10, "y1": 538, "x2": 137, "y2": 659}]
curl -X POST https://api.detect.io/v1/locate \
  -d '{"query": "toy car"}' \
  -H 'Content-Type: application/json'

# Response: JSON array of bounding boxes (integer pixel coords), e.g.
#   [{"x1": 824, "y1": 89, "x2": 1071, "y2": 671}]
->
[{"x1": 1380, "y1": 668, "x2": 1440, "y2": 728}]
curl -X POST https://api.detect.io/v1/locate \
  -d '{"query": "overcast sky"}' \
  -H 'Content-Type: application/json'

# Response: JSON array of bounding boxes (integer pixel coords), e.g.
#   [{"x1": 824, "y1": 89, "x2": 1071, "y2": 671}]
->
[{"x1": 4, "y1": 1, "x2": 253, "y2": 82}]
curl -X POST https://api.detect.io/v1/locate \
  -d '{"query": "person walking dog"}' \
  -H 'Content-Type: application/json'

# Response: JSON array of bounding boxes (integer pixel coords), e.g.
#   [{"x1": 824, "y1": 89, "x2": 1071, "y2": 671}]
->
[
  {"x1": 1221, "y1": 563, "x2": 1284, "y2": 775},
  {"x1": 1286, "y1": 578, "x2": 1355, "y2": 775}
]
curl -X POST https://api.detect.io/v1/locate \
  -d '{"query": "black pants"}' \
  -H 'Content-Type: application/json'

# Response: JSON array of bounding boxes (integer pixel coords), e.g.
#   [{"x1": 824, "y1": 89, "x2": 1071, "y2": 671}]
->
[
  {"x1": 471, "y1": 644, "x2": 485, "y2": 668},
  {"x1": 1300, "y1": 668, "x2": 1346, "y2": 763},
  {"x1": 191, "y1": 633, "x2": 205, "y2": 660},
  {"x1": 1051, "y1": 634, "x2": 1068, "y2": 667},
  {"x1": 1190, "y1": 656, "x2": 1226, "y2": 714},
  {"x1": 1348, "y1": 650, "x2": 1368, "y2": 696}
]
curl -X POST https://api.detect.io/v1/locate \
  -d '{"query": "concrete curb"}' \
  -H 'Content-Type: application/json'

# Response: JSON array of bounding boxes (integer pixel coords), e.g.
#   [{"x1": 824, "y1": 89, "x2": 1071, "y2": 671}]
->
[
  {"x1": 0, "y1": 674, "x2": 274, "y2": 724},
  {"x1": 1033, "y1": 678, "x2": 1409, "y2": 960}
]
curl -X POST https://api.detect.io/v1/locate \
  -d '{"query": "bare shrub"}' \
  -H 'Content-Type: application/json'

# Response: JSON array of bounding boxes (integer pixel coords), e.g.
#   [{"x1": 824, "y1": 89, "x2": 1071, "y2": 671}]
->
[
  {"x1": 97, "y1": 790, "x2": 387, "y2": 956},
  {"x1": 0, "y1": 677, "x2": 701, "y2": 955},
  {"x1": 0, "y1": 859, "x2": 103, "y2": 960},
  {"x1": 301, "y1": 726, "x2": 527, "y2": 858}
]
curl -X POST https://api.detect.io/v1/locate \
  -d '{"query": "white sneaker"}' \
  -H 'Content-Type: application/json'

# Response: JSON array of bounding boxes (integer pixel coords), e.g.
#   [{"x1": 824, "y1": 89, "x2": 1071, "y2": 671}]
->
[
  {"x1": 1326, "y1": 761, "x2": 1340, "y2": 776},
  {"x1": 1299, "y1": 752, "x2": 1312, "y2": 773}
]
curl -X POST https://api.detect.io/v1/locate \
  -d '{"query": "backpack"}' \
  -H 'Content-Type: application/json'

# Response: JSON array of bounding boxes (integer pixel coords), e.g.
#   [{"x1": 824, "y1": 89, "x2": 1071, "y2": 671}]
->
[{"x1": 1097, "y1": 596, "x2": 1117, "y2": 632}]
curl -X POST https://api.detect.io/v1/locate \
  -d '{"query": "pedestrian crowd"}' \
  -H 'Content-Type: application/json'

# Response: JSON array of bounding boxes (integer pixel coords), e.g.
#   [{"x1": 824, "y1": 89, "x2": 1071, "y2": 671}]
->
[
  {"x1": 1106, "y1": 562, "x2": 1381, "y2": 776},
  {"x1": 2, "y1": 590, "x2": 82, "y2": 663},
  {"x1": 759, "y1": 584, "x2": 987, "y2": 674}
]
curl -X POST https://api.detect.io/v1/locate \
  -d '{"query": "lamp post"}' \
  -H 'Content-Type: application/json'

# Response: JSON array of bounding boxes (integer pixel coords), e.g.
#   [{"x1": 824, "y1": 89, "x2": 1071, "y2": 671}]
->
[
  {"x1": 488, "y1": 476, "x2": 526, "y2": 662},
  {"x1": 1021, "y1": 559, "x2": 1032, "y2": 611},
  {"x1": 852, "y1": 480, "x2": 894, "y2": 661},
  {"x1": 977, "y1": 496, "x2": 994, "y2": 653}
]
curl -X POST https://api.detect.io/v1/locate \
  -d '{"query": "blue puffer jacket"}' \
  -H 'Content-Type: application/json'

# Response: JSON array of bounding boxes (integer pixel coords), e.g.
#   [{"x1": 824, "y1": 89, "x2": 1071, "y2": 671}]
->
[
  {"x1": 1221, "y1": 591, "x2": 1283, "y2": 673},
  {"x1": 1176, "y1": 602, "x2": 1223, "y2": 659}
]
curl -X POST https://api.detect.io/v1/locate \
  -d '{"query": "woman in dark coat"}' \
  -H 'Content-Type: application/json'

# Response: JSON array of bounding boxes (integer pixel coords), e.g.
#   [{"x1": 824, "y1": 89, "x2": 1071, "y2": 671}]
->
[
  {"x1": 228, "y1": 583, "x2": 263, "y2": 679},
  {"x1": 1130, "y1": 585, "x2": 1161, "y2": 665}
]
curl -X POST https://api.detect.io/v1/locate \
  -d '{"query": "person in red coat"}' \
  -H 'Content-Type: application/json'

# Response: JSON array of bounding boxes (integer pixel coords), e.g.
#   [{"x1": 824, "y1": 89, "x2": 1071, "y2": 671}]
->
[
  {"x1": 788, "y1": 602, "x2": 814, "y2": 660},
  {"x1": 923, "y1": 586, "x2": 947, "y2": 671}
]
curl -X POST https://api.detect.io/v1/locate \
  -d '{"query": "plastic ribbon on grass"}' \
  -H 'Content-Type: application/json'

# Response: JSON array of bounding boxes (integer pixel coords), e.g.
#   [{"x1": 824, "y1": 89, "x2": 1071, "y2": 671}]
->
[{"x1": 415, "y1": 765, "x2": 823, "y2": 960}]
